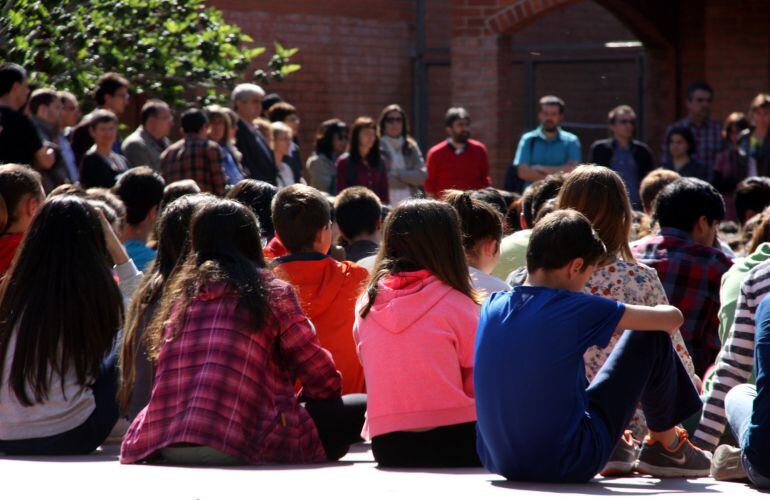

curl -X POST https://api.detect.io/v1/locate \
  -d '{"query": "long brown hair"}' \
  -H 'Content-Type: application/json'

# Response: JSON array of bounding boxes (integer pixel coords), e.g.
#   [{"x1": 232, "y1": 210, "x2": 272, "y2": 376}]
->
[
  {"x1": 348, "y1": 116, "x2": 382, "y2": 167},
  {"x1": 144, "y1": 200, "x2": 269, "y2": 360},
  {"x1": 360, "y1": 199, "x2": 479, "y2": 317},
  {"x1": 557, "y1": 164, "x2": 635, "y2": 262},
  {"x1": 117, "y1": 194, "x2": 215, "y2": 411},
  {"x1": 0, "y1": 196, "x2": 123, "y2": 405}
]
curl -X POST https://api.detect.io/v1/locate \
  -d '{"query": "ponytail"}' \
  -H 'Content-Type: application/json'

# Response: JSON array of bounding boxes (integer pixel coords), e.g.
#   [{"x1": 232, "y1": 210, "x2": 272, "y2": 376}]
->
[{"x1": 442, "y1": 190, "x2": 503, "y2": 256}]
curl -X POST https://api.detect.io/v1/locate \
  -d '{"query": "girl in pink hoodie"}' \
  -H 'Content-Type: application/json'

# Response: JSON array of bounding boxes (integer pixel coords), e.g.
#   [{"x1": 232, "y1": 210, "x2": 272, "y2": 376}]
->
[{"x1": 354, "y1": 199, "x2": 482, "y2": 467}]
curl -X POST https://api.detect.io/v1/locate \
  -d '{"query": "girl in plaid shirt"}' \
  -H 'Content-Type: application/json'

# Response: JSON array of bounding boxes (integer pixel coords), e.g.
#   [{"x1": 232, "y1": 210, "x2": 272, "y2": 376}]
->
[{"x1": 121, "y1": 200, "x2": 365, "y2": 465}]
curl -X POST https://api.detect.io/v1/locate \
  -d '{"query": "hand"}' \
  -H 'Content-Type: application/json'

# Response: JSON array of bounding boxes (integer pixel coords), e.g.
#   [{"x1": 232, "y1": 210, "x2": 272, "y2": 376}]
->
[{"x1": 97, "y1": 209, "x2": 129, "y2": 266}]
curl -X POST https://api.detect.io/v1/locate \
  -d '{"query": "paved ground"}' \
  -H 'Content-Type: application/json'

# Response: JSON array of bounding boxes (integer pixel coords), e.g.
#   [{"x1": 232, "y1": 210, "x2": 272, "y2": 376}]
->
[{"x1": 1, "y1": 443, "x2": 766, "y2": 499}]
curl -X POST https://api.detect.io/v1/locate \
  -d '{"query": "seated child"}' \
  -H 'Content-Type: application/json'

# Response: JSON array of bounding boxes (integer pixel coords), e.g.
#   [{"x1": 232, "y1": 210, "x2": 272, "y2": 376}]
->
[
  {"x1": 443, "y1": 190, "x2": 510, "y2": 296},
  {"x1": 354, "y1": 199, "x2": 481, "y2": 467},
  {"x1": 0, "y1": 196, "x2": 140, "y2": 454},
  {"x1": 118, "y1": 193, "x2": 215, "y2": 421},
  {"x1": 710, "y1": 293, "x2": 770, "y2": 487},
  {"x1": 272, "y1": 184, "x2": 368, "y2": 394},
  {"x1": 0, "y1": 164, "x2": 45, "y2": 276},
  {"x1": 334, "y1": 186, "x2": 383, "y2": 263},
  {"x1": 474, "y1": 209, "x2": 710, "y2": 482},
  {"x1": 112, "y1": 166, "x2": 165, "y2": 271},
  {"x1": 121, "y1": 200, "x2": 365, "y2": 465}
]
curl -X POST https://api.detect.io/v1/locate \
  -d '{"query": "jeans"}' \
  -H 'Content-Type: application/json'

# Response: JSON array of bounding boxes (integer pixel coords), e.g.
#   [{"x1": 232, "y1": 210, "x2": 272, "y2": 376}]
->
[
  {"x1": 0, "y1": 354, "x2": 120, "y2": 455},
  {"x1": 725, "y1": 384, "x2": 770, "y2": 488}
]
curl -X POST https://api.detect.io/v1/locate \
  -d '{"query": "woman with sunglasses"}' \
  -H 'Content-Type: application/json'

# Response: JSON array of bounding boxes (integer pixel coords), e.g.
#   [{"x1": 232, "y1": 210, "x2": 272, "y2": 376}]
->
[
  {"x1": 589, "y1": 105, "x2": 655, "y2": 210},
  {"x1": 378, "y1": 104, "x2": 426, "y2": 206}
]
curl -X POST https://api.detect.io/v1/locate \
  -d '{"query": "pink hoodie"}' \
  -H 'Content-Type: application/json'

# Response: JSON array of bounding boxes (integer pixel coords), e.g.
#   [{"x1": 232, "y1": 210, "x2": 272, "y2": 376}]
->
[{"x1": 353, "y1": 270, "x2": 479, "y2": 439}]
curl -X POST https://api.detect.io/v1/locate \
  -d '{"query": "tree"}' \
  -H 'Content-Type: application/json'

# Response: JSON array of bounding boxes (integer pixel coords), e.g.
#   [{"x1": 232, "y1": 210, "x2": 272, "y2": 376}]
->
[{"x1": 0, "y1": 0, "x2": 301, "y2": 107}]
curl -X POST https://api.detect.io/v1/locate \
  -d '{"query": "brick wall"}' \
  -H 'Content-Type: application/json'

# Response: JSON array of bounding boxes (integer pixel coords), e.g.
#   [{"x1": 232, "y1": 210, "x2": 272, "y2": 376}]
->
[{"x1": 211, "y1": 0, "x2": 416, "y2": 165}]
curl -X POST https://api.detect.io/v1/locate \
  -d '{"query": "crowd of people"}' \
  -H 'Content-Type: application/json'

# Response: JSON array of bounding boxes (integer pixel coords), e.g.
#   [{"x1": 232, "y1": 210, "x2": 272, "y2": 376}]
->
[{"x1": 2, "y1": 60, "x2": 770, "y2": 488}]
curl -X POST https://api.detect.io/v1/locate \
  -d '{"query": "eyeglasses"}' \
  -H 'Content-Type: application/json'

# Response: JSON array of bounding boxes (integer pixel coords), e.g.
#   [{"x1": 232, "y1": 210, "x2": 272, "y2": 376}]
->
[
  {"x1": 385, "y1": 116, "x2": 403, "y2": 124},
  {"x1": 615, "y1": 119, "x2": 635, "y2": 125}
]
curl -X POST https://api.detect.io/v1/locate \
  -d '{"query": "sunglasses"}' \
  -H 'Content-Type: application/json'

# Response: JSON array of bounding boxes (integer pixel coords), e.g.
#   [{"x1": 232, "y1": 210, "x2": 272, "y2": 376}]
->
[
  {"x1": 385, "y1": 116, "x2": 403, "y2": 124},
  {"x1": 615, "y1": 119, "x2": 635, "y2": 125}
]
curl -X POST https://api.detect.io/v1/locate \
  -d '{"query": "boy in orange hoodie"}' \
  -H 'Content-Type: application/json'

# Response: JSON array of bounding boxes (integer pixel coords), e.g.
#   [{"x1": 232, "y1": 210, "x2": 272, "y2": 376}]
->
[{"x1": 272, "y1": 184, "x2": 369, "y2": 394}]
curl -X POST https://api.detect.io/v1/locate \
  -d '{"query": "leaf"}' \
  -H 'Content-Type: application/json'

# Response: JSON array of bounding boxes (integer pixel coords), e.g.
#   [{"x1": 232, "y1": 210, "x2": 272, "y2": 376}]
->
[{"x1": 281, "y1": 63, "x2": 301, "y2": 75}]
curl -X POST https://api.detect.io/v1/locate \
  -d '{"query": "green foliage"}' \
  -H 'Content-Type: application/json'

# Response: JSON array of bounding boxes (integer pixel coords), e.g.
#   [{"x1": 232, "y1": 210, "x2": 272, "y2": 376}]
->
[{"x1": 0, "y1": 0, "x2": 300, "y2": 107}]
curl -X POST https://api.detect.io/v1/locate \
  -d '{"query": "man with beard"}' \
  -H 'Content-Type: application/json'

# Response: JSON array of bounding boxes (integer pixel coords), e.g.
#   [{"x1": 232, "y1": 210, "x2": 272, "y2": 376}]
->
[
  {"x1": 425, "y1": 107, "x2": 491, "y2": 198},
  {"x1": 508, "y1": 95, "x2": 581, "y2": 189}
]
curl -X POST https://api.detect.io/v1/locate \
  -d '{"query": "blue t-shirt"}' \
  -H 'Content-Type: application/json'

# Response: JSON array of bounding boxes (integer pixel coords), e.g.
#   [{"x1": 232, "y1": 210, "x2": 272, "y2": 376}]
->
[
  {"x1": 474, "y1": 286, "x2": 625, "y2": 482},
  {"x1": 513, "y1": 127, "x2": 581, "y2": 182},
  {"x1": 124, "y1": 240, "x2": 156, "y2": 272}
]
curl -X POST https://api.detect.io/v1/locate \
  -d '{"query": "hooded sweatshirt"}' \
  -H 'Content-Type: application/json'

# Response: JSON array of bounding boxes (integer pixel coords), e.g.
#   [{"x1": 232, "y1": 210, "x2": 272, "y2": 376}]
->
[
  {"x1": 353, "y1": 270, "x2": 479, "y2": 439},
  {"x1": 273, "y1": 253, "x2": 369, "y2": 394}
]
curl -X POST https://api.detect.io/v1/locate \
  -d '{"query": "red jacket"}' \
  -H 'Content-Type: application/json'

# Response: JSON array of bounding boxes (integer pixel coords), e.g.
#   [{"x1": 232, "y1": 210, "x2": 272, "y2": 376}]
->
[
  {"x1": 425, "y1": 139, "x2": 491, "y2": 198},
  {"x1": 120, "y1": 271, "x2": 342, "y2": 464},
  {"x1": 273, "y1": 253, "x2": 369, "y2": 394}
]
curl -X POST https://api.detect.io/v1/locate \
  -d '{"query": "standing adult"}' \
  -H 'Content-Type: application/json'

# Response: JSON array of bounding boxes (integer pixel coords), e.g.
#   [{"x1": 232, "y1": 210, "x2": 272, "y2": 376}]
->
[
  {"x1": 122, "y1": 99, "x2": 173, "y2": 171},
  {"x1": 307, "y1": 119, "x2": 348, "y2": 194},
  {"x1": 378, "y1": 104, "x2": 426, "y2": 205},
  {"x1": 662, "y1": 127, "x2": 709, "y2": 181},
  {"x1": 232, "y1": 83, "x2": 277, "y2": 185},
  {"x1": 160, "y1": 108, "x2": 227, "y2": 196},
  {"x1": 589, "y1": 105, "x2": 654, "y2": 209},
  {"x1": 57, "y1": 91, "x2": 81, "y2": 184},
  {"x1": 272, "y1": 122, "x2": 303, "y2": 187},
  {"x1": 424, "y1": 107, "x2": 490, "y2": 199},
  {"x1": 336, "y1": 117, "x2": 389, "y2": 203},
  {"x1": 70, "y1": 73, "x2": 130, "y2": 165},
  {"x1": 0, "y1": 63, "x2": 55, "y2": 170},
  {"x1": 661, "y1": 81, "x2": 724, "y2": 176},
  {"x1": 713, "y1": 112, "x2": 751, "y2": 221},
  {"x1": 28, "y1": 88, "x2": 69, "y2": 190},
  {"x1": 267, "y1": 101, "x2": 305, "y2": 182},
  {"x1": 508, "y1": 95, "x2": 581, "y2": 190},
  {"x1": 79, "y1": 110, "x2": 129, "y2": 189},
  {"x1": 205, "y1": 105, "x2": 246, "y2": 186},
  {"x1": 737, "y1": 94, "x2": 770, "y2": 178}
]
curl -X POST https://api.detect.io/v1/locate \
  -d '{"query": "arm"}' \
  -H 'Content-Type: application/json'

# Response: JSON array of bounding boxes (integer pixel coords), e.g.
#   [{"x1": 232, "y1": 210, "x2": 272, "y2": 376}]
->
[
  {"x1": 516, "y1": 163, "x2": 548, "y2": 182},
  {"x1": 694, "y1": 278, "x2": 758, "y2": 450},
  {"x1": 424, "y1": 149, "x2": 437, "y2": 196},
  {"x1": 335, "y1": 156, "x2": 348, "y2": 193},
  {"x1": 123, "y1": 140, "x2": 152, "y2": 168},
  {"x1": 478, "y1": 144, "x2": 491, "y2": 187},
  {"x1": 278, "y1": 289, "x2": 342, "y2": 399},
  {"x1": 209, "y1": 145, "x2": 227, "y2": 196},
  {"x1": 395, "y1": 146, "x2": 427, "y2": 186},
  {"x1": 616, "y1": 303, "x2": 684, "y2": 333},
  {"x1": 34, "y1": 145, "x2": 55, "y2": 170}
]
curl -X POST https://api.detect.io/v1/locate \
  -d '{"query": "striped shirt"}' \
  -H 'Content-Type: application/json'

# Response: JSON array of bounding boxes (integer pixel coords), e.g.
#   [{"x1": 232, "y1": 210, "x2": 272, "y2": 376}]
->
[{"x1": 694, "y1": 259, "x2": 770, "y2": 450}]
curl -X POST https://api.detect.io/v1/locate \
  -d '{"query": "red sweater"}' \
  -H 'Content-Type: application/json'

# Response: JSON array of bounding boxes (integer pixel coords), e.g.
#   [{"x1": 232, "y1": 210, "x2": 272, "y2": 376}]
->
[
  {"x1": 425, "y1": 139, "x2": 491, "y2": 198},
  {"x1": 0, "y1": 233, "x2": 23, "y2": 277}
]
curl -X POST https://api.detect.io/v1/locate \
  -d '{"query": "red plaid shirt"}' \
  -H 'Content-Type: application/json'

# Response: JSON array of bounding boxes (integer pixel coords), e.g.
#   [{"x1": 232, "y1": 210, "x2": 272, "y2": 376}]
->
[
  {"x1": 120, "y1": 271, "x2": 342, "y2": 464},
  {"x1": 631, "y1": 227, "x2": 733, "y2": 375},
  {"x1": 160, "y1": 135, "x2": 227, "y2": 196}
]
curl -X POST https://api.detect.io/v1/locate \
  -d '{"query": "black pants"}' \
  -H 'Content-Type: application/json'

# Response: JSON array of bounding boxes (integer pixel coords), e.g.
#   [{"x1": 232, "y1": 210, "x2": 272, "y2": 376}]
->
[
  {"x1": 304, "y1": 394, "x2": 367, "y2": 461},
  {"x1": 371, "y1": 421, "x2": 481, "y2": 468}
]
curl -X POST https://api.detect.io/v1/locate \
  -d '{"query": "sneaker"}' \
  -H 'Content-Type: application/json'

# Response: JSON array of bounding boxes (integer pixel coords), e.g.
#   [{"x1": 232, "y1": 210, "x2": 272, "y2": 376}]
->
[
  {"x1": 711, "y1": 445, "x2": 748, "y2": 482},
  {"x1": 601, "y1": 430, "x2": 641, "y2": 476},
  {"x1": 635, "y1": 427, "x2": 712, "y2": 477}
]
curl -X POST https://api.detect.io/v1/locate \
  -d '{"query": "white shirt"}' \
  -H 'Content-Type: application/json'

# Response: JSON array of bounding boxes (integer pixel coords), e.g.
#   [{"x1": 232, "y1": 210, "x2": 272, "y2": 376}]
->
[{"x1": 469, "y1": 266, "x2": 511, "y2": 298}]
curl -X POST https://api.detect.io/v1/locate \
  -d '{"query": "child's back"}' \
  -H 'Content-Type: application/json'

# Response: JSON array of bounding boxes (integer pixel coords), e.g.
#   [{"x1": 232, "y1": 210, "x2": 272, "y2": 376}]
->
[
  {"x1": 274, "y1": 255, "x2": 368, "y2": 394},
  {"x1": 475, "y1": 285, "x2": 624, "y2": 481}
]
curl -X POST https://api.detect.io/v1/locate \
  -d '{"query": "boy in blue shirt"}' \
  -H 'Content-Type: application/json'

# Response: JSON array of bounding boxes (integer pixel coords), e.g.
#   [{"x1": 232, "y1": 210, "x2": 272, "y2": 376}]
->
[{"x1": 474, "y1": 209, "x2": 710, "y2": 482}]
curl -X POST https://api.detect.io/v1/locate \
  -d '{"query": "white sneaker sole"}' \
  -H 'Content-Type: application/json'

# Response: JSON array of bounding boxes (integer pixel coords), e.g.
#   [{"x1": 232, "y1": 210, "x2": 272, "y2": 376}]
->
[{"x1": 635, "y1": 460, "x2": 710, "y2": 478}]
